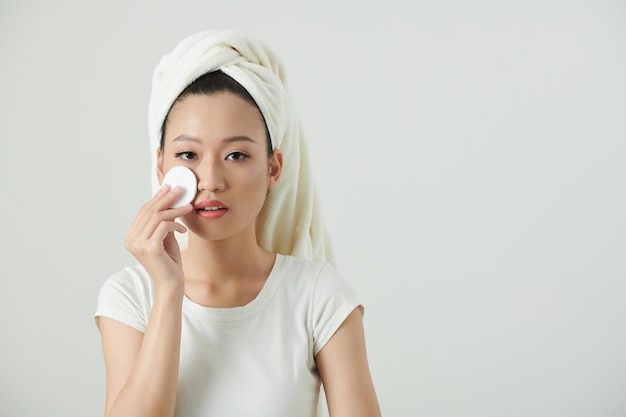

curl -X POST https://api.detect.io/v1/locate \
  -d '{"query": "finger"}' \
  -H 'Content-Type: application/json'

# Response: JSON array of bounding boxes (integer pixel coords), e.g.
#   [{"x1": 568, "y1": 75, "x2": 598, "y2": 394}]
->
[
  {"x1": 130, "y1": 220, "x2": 183, "y2": 257},
  {"x1": 144, "y1": 220, "x2": 187, "y2": 253},
  {"x1": 170, "y1": 203, "x2": 194, "y2": 217},
  {"x1": 136, "y1": 201, "x2": 193, "y2": 242},
  {"x1": 131, "y1": 187, "x2": 187, "y2": 241},
  {"x1": 146, "y1": 185, "x2": 186, "y2": 212},
  {"x1": 127, "y1": 184, "x2": 172, "y2": 239},
  {"x1": 159, "y1": 185, "x2": 189, "y2": 209},
  {"x1": 137, "y1": 185, "x2": 184, "y2": 223}
]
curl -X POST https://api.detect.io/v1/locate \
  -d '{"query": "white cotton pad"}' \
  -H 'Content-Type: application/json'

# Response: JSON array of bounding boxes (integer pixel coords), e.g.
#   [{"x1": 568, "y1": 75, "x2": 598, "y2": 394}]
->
[{"x1": 161, "y1": 166, "x2": 197, "y2": 208}]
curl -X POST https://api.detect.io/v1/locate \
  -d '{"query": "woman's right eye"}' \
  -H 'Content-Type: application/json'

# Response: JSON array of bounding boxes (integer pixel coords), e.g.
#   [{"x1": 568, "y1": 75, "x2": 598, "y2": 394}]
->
[{"x1": 175, "y1": 151, "x2": 197, "y2": 161}]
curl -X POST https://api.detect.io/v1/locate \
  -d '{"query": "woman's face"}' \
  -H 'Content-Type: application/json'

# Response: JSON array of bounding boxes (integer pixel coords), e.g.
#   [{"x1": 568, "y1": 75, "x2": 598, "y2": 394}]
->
[{"x1": 158, "y1": 92, "x2": 282, "y2": 242}]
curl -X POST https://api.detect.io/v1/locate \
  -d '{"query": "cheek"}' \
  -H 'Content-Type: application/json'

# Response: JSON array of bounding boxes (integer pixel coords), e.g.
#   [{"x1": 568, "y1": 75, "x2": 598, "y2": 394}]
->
[
  {"x1": 159, "y1": 156, "x2": 179, "y2": 178},
  {"x1": 238, "y1": 166, "x2": 270, "y2": 197}
]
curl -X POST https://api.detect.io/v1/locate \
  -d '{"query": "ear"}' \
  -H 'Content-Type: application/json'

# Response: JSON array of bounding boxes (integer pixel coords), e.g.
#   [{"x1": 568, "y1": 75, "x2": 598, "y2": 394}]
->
[
  {"x1": 267, "y1": 149, "x2": 283, "y2": 190},
  {"x1": 156, "y1": 147, "x2": 165, "y2": 184}
]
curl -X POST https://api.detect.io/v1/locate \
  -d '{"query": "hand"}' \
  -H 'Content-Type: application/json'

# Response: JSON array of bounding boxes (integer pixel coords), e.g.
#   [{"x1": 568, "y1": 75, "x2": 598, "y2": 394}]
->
[{"x1": 124, "y1": 185, "x2": 194, "y2": 290}]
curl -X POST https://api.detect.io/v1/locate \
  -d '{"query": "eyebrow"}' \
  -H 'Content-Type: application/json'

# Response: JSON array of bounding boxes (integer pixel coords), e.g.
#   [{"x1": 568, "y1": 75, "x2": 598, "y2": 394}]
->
[{"x1": 172, "y1": 135, "x2": 258, "y2": 144}]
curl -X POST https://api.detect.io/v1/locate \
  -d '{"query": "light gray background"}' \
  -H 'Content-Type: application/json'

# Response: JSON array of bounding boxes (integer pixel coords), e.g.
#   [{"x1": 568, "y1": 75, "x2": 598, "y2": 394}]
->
[{"x1": 1, "y1": 1, "x2": 625, "y2": 416}]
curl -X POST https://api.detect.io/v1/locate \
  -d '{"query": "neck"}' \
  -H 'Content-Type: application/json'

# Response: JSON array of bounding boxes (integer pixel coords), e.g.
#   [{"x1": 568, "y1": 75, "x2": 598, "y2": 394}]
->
[{"x1": 181, "y1": 230, "x2": 274, "y2": 286}]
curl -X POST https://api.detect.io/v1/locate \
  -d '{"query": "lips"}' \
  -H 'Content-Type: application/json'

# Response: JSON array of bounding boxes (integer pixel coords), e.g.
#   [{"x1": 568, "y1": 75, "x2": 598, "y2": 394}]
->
[{"x1": 194, "y1": 200, "x2": 229, "y2": 219}]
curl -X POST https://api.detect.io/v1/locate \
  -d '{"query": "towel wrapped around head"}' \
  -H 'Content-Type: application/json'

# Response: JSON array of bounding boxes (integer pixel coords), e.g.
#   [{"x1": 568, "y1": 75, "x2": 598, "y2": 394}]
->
[{"x1": 148, "y1": 29, "x2": 335, "y2": 265}]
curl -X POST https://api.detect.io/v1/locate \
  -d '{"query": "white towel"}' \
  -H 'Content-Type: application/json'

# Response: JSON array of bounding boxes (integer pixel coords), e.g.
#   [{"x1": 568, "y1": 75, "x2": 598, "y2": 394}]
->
[{"x1": 148, "y1": 29, "x2": 335, "y2": 266}]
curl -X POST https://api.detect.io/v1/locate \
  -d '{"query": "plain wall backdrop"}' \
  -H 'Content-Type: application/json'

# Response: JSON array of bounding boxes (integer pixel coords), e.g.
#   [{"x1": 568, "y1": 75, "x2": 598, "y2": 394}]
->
[{"x1": 1, "y1": 0, "x2": 625, "y2": 416}]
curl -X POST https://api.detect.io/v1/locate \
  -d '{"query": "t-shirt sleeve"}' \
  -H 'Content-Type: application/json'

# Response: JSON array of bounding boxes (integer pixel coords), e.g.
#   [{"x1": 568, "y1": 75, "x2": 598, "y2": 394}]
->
[
  {"x1": 310, "y1": 263, "x2": 362, "y2": 356},
  {"x1": 94, "y1": 266, "x2": 153, "y2": 333}
]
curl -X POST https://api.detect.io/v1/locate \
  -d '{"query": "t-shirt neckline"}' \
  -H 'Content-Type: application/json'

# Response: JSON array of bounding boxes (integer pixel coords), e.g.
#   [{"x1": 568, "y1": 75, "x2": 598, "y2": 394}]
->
[{"x1": 181, "y1": 253, "x2": 287, "y2": 321}]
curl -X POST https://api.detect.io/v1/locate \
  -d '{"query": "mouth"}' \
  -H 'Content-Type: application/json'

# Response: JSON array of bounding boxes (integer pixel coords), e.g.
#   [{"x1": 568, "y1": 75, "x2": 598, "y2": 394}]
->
[
  {"x1": 194, "y1": 200, "x2": 229, "y2": 219},
  {"x1": 197, "y1": 206, "x2": 227, "y2": 212}
]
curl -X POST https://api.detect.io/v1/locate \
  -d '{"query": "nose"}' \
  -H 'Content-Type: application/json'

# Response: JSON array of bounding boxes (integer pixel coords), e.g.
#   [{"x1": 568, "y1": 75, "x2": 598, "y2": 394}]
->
[{"x1": 196, "y1": 159, "x2": 225, "y2": 193}]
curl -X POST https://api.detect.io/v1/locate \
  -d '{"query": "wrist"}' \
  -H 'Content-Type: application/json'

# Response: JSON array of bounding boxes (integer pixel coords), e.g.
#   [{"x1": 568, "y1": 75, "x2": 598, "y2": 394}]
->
[{"x1": 154, "y1": 280, "x2": 185, "y2": 301}]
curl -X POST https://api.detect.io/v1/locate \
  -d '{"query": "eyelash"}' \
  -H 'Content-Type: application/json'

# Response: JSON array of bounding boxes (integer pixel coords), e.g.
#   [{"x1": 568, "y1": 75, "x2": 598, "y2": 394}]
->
[
  {"x1": 226, "y1": 151, "x2": 250, "y2": 161},
  {"x1": 174, "y1": 151, "x2": 197, "y2": 161},
  {"x1": 174, "y1": 151, "x2": 250, "y2": 161}
]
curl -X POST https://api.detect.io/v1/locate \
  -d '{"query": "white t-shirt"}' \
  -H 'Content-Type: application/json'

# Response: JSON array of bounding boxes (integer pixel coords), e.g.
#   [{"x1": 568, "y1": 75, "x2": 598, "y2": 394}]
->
[{"x1": 95, "y1": 254, "x2": 360, "y2": 417}]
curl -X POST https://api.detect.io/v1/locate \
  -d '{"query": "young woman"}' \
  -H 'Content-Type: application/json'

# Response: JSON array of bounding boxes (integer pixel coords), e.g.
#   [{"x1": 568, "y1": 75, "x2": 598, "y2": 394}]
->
[{"x1": 95, "y1": 30, "x2": 381, "y2": 417}]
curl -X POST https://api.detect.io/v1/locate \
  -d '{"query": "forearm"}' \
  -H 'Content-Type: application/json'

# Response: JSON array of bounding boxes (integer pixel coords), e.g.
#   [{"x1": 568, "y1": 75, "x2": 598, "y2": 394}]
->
[{"x1": 107, "y1": 285, "x2": 184, "y2": 417}]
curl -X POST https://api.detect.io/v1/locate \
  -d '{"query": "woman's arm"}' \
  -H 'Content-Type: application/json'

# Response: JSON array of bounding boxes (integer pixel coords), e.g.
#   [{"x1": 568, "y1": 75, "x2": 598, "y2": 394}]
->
[
  {"x1": 98, "y1": 185, "x2": 192, "y2": 417},
  {"x1": 99, "y1": 285, "x2": 183, "y2": 417},
  {"x1": 316, "y1": 308, "x2": 382, "y2": 417}
]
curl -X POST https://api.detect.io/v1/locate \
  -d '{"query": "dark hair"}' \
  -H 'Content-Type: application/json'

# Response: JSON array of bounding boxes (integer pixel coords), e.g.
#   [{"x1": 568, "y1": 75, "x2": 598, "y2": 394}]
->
[{"x1": 160, "y1": 70, "x2": 273, "y2": 156}]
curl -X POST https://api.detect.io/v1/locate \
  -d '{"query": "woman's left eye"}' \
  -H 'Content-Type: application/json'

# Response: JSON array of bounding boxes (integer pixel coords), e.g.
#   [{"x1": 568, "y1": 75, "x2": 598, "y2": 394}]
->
[
  {"x1": 175, "y1": 151, "x2": 197, "y2": 160},
  {"x1": 226, "y1": 151, "x2": 249, "y2": 161}
]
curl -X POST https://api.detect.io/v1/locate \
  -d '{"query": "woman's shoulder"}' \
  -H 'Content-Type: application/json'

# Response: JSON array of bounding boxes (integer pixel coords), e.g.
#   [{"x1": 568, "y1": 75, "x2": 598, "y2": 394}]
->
[
  {"x1": 275, "y1": 253, "x2": 343, "y2": 282},
  {"x1": 95, "y1": 264, "x2": 154, "y2": 333},
  {"x1": 98, "y1": 264, "x2": 155, "y2": 305},
  {"x1": 103, "y1": 264, "x2": 152, "y2": 287},
  {"x1": 274, "y1": 253, "x2": 355, "y2": 297},
  {"x1": 274, "y1": 255, "x2": 361, "y2": 355}
]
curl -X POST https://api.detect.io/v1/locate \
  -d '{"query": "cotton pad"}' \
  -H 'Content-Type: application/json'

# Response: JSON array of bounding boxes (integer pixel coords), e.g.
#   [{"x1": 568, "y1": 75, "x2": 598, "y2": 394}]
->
[{"x1": 161, "y1": 166, "x2": 197, "y2": 208}]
